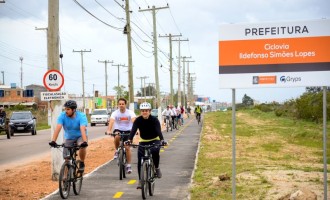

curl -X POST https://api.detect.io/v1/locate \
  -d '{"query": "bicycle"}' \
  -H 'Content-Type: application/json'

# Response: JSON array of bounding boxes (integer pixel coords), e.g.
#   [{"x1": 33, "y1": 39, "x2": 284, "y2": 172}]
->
[
  {"x1": 196, "y1": 113, "x2": 201, "y2": 124},
  {"x1": 130, "y1": 143, "x2": 165, "y2": 199},
  {"x1": 52, "y1": 143, "x2": 84, "y2": 199},
  {"x1": 163, "y1": 115, "x2": 172, "y2": 132},
  {"x1": 106, "y1": 130, "x2": 131, "y2": 180}
]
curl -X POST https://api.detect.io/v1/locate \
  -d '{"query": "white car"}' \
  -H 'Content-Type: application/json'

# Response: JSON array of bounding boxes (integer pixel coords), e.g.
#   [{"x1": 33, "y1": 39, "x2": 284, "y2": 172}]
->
[{"x1": 90, "y1": 109, "x2": 110, "y2": 126}]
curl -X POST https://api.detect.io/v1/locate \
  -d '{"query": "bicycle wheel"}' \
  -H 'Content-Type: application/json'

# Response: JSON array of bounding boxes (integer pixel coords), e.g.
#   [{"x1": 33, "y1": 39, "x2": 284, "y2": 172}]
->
[
  {"x1": 59, "y1": 162, "x2": 71, "y2": 199},
  {"x1": 73, "y1": 161, "x2": 83, "y2": 195},
  {"x1": 148, "y1": 162, "x2": 155, "y2": 196},
  {"x1": 122, "y1": 149, "x2": 127, "y2": 179},
  {"x1": 141, "y1": 162, "x2": 148, "y2": 199},
  {"x1": 166, "y1": 120, "x2": 169, "y2": 132},
  {"x1": 118, "y1": 148, "x2": 125, "y2": 180}
]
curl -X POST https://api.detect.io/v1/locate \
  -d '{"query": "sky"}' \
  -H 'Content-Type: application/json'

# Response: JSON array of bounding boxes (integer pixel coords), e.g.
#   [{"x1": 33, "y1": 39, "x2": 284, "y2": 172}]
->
[{"x1": 0, "y1": 0, "x2": 329, "y2": 104}]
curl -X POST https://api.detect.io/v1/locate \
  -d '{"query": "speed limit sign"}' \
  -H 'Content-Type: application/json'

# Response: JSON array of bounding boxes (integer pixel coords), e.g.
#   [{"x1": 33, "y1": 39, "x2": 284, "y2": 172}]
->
[{"x1": 43, "y1": 69, "x2": 64, "y2": 91}]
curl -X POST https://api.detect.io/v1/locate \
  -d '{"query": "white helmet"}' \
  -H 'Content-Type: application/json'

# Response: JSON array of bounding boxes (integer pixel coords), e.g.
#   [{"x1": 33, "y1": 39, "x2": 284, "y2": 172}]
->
[{"x1": 140, "y1": 102, "x2": 151, "y2": 109}]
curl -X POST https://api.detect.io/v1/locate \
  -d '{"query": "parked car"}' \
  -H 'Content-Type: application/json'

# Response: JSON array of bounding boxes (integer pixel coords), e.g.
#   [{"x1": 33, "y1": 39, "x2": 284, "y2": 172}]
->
[
  {"x1": 9, "y1": 111, "x2": 37, "y2": 136},
  {"x1": 90, "y1": 109, "x2": 110, "y2": 126}
]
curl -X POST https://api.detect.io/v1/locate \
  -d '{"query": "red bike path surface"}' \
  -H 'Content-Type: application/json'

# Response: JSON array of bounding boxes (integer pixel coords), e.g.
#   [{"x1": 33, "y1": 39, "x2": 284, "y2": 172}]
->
[{"x1": 42, "y1": 117, "x2": 202, "y2": 200}]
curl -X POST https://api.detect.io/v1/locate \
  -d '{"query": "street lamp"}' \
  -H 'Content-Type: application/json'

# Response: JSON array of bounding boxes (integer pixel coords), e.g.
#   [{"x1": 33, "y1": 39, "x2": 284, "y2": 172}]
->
[{"x1": 19, "y1": 56, "x2": 23, "y2": 89}]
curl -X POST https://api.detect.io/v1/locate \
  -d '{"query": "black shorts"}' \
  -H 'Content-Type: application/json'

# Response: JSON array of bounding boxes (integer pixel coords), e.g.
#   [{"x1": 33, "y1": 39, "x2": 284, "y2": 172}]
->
[{"x1": 113, "y1": 129, "x2": 130, "y2": 141}]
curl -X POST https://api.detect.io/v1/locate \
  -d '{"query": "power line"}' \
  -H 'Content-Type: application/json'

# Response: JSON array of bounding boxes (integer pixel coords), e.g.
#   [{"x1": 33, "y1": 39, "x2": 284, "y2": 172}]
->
[{"x1": 72, "y1": 0, "x2": 123, "y2": 31}]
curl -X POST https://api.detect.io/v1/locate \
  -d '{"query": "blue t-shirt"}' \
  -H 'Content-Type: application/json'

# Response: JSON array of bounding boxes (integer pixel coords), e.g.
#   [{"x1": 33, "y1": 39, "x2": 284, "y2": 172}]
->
[{"x1": 57, "y1": 111, "x2": 88, "y2": 140}]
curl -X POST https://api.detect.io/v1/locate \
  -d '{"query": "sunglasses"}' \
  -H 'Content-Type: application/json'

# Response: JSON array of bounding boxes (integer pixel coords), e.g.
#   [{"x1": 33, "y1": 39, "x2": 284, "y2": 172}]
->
[{"x1": 140, "y1": 110, "x2": 149, "y2": 113}]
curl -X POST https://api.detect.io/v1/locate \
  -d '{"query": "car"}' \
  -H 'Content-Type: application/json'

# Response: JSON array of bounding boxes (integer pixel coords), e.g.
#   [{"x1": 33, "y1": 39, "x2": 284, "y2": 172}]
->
[
  {"x1": 150, "y1": 109, "x2": 158, "y2": 117},
  {"x1": 90, "y1": 109, "x2": 110, "y2": 126},
  {"x1": 9, "y1": 111, "x2": 37, "y2": 136}
]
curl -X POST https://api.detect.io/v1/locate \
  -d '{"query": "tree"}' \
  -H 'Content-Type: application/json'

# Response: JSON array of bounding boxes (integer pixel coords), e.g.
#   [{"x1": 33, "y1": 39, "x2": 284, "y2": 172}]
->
[
  {"x1": 113, "y1": 85, "x2": 126, "y2": 99},
  {"x1": 242, "y1": 94, "x2": 254, "y2": 106}
]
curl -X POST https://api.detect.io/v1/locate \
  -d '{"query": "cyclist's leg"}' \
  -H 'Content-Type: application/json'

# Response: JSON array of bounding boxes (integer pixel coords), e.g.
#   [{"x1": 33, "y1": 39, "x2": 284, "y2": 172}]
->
[
  {"x1": 76, "y1": 137, "x2": 88, "y2": 162},
  {"x1": 113, "y1": 130, "x2": 121, "y2": 149},
  {"x1": 113, "y1": 130, "x2": 120, "y2": 158},
  {"x1": 150, "y1": 140, "x2": 162, "y2": 178},
  {"x1": 137, "y1": 144, "x2": 144, "y2": 180}
]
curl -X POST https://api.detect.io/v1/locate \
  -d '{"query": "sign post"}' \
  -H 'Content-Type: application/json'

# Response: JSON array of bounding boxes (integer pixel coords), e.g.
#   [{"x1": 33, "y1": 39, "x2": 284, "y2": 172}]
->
[{"x1": 219, "y1": 19, "x2": 330, "y2": 199}]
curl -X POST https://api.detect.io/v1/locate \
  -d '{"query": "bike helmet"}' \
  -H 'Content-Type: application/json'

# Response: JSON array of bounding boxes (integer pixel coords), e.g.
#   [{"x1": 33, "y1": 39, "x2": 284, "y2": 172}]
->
[
  {"x1": 139, "y1": 102, "x2": 151, "y2": 110},
  {"x1": 64, "y1": 100, "x2": 77, "y2": 109}
]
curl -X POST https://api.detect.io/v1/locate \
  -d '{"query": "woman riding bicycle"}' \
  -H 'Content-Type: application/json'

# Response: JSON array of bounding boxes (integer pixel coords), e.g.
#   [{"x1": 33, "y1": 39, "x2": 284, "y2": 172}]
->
[
  {"x1": 49, "y1": 100, "x2": 88, "y2": 172},
  {"x1": 106, "y1": 98, "x2": 136, "y2": 174},
  {"x1": 128, "y1": 102, "x2": 167, "y2": 189}
]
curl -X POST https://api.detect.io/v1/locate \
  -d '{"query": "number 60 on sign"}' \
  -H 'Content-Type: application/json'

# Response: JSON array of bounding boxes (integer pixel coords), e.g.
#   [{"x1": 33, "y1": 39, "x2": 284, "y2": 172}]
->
[{"x1": 43, "y1": 69, "x2": 64, "y2": 91}]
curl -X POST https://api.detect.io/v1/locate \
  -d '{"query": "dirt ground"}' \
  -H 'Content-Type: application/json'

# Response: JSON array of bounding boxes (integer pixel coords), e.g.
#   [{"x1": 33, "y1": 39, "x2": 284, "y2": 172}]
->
[{"x1": 0, "y1": 136, "x2": 125, "y2": 200}]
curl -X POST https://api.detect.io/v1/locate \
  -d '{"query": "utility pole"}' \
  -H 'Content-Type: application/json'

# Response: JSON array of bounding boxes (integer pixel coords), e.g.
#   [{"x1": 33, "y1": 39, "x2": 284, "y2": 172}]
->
[
  {"x1": 185, "y1": 60, "x2": 195, "y2": 106},
  {"x1": 159, "y1": 33, "x2": 181, "y2": 105},
  {"x1": 112, "y1": 63, "x2": 126, "y2": 98},
  {"x1": 124, "y1": 0, "x2": 134, "y2": 110},
  {"x1": 190, "y1": 76, "x2": 197, "y2": 105},
  {"x1": 172, "y1": 38, "x2": 189, "y2": 107},
  {"x1": 73, "y1": 49, "x2": 91, "y2": 113},
  {"x1": 48, "y1": 0, "x2": 61, "y2": 181},
  {"x1": 1, "y1": 71, "x2": 4, "y2": 85},
  {"x1": 181, "y1": 57, "x2": 193, "y2": 107},
  {"x1": 139, "y1": 4, "x2": 168, "y2": 116},
  {"x1": 181, "y1": 56, "x2": 191, "y2": 108},
  {"x1": 137, "y1": 76, "x2": 149, "y2": 102},
  {"x1": 19, "y1": 56, "x2": 23, "y2": 89},
  {"x1": 98, "y1": 60, "x2": 113, "y2": 109}
]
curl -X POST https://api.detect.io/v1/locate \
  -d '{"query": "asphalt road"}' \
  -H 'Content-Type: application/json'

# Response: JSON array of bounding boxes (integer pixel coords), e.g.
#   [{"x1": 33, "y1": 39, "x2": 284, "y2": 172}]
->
[
  {"x1": 0, "y1": 124, "x2": 109, "y2": 169},
  {"x1": 43, "y1": 117, "x2": 202, "y2": 200}
]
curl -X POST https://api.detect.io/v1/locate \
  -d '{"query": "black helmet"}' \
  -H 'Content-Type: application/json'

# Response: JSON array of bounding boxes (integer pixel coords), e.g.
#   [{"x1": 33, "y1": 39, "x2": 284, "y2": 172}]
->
[{"x1": 64, "y1": 100, "x2": 77, "y2": 109}]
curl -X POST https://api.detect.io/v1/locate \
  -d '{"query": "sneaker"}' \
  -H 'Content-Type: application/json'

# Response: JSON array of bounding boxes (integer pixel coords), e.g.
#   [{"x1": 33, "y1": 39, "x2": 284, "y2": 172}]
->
[
  {"x1": 136, "y1": 180, "x2": 141, "y2": 189},
  {"x1": 155, "y1": 168, "x2": 162, "y2": 178},
  {"x1": 114, "y1": 150, "x2": 118, "y2": 159},
  {"x1": 126, "y1": 166, "x2": 132, "y2": 174},
  {"x1": 78, "y1": 162, "x2": 85, "y2": 172}
]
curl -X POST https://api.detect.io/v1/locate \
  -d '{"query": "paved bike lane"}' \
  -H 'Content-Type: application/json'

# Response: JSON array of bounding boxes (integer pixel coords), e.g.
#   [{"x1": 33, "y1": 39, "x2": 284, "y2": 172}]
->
[{"x1": 43, "y1": 117, "x2": 202, "y2": 200}]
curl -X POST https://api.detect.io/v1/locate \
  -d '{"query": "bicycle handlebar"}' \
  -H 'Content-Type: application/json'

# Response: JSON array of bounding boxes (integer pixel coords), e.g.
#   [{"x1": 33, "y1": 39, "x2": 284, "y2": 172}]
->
[
  {"x1": 105, "y1": 131, "x2": 131, "y2": 137},
  {"x1": 51, "y1": 143, "x2": 83, "y2": 149}
]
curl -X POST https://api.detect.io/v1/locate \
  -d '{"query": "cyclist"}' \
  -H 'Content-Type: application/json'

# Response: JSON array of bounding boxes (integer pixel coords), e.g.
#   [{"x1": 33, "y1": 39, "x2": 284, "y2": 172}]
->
[
  {"x1": 127, "y1": 102, "x2": 166, "y2": 189},
  {"x1": 180, "y1": 105, "x2": 184, "y2": 124},
  {"x1": 161, "y1": 105, "x2": 172, "y2": 126},
  {"x1": 49, "y1": 100, "x2": 88, "y2": 172},
  {"x1": 169, "y1": 105, "x2": 177, "y2": 128},
  {"x1": 0, "y1": 107, "x2": 6, "y2": 125},
  {"x1": 176, "y1": 106, "x2": 182, "y2": 126},
  {"x1": 186, "y1": 106, "x2": 191, "y2": 118},
  {"x1": 194, "y1": 104, "x2": 203, "y2": 121},
  {"x1": 106, "y1": 97, "x2": 136, "y2": 174}
]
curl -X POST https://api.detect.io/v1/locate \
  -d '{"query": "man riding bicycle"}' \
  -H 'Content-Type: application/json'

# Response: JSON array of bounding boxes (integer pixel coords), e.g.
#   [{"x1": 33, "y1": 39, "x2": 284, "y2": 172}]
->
[
  {"x1": 106, "y1": 98, "x2": 136, "y2": 174},
  {"x1": 49, "y1": 100, "x2": 88, "y2": 172},
  {"x1": 161, "y1": 105, "x2": 172, "y2": 126},
  {"x1": 169, "y1": 105, "x2": 177, "y2": 128},
  {"x1": 127, "y1": 102, "x2": 167, "y2": 189},
  {"x1": 194, "y1": 105, "x2": 202, "y2": 121},
  {"x1": 0, "y1": 107, "x2": 6, "y2": 125}
]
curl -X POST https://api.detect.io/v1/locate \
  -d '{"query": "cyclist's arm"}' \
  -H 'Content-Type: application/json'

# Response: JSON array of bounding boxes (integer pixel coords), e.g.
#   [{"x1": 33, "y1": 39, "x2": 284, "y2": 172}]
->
[
  {"x1": 51, "y1": 124, "x2": 63, "y2": 141},
  {"x1": 106, "y1": 118, "x2": 115, "y2": 134},
  {"x1": 129, "y1": 119, "x2": 138, "y2": 141},
  {"x1": 155, "y1": 118, "x2": 164, "y2": 140},
  {"x1": 80, "y1": 125, "x2": 88, "y2": 142}
]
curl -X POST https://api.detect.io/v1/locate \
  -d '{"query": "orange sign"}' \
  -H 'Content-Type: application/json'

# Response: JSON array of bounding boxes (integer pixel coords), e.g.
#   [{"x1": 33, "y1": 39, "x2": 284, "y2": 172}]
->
[{"x1": 219, "y1": 36, "x2": 330, "y2": 66}]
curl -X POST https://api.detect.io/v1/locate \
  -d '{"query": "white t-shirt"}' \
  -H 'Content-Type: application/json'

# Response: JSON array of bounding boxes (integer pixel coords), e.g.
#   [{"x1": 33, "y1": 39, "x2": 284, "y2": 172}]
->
[
  {"x1": 110, "y1": 109, "x2": 136, "y2": 131},
  {"x1": 162, "y1": 109, "x2": 172, "y2": 116}
]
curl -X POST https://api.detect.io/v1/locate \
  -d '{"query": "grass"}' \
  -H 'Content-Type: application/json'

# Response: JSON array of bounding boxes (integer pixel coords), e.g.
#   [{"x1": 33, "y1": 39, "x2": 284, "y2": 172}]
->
[{"x1": 190, "y1": 109, "x2": 330, "y2": 200}]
